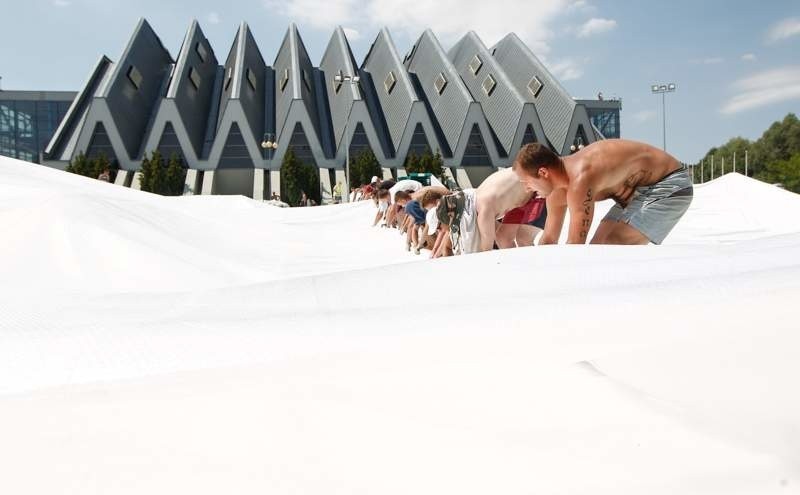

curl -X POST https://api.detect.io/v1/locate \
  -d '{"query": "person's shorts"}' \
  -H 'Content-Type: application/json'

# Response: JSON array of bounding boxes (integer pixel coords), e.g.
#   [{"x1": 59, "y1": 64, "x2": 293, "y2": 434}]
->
[
  {"x1": 603, "y1": 167, "x2": 693, "y2": 244},
  {"x1": 404, "y1": 200, "x2": 427, "y2": 225},
  {"x1": 503, "y1": 197, "x2": 546, "y2": 225},
  {"x1": 527, "y1": 201, "x2": 548, "y2": 229}
]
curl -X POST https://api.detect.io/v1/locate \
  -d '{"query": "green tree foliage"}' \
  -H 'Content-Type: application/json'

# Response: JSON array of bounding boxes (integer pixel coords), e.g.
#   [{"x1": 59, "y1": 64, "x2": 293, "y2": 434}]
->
[
  {"x1": 758, "y1": 154, "x2": 800, "y2": 193},
  {"x1": 280, "y1": 148, "x2": 321, "y2": 206},
  {"x1": 66, "y1": 152, "x2": 117, "y2": 180},
  {"x1": 404, "y1": 148, "x2": 446, "y2": 180},
  {"x1": 697, "y1": 113, "x2": 800, "y2": 192},
  {"x1": 348, "y1": 148, "x2": 382, "y2": 188},
  {"x1": 140, "y1": 151, "x2": 186, "y2": 195}
]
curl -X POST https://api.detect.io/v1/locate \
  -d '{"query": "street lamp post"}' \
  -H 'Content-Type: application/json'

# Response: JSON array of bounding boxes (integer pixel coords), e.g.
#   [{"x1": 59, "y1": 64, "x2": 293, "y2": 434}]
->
[
  {"x1": 261, "y1": 133, "x2": 278, "y2": 198},
  {"x1": 333, "y1": 73, "x2": 360, "y2": 203},
  {"x1": 651, "y1": 83, "x2": 676, "y2": 151}
]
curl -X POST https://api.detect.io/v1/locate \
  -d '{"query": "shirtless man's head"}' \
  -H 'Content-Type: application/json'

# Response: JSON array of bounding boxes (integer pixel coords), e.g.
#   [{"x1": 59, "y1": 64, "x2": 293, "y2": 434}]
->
[{"x1": 511, "y1": 143, "x2": 565, "y2": 197}]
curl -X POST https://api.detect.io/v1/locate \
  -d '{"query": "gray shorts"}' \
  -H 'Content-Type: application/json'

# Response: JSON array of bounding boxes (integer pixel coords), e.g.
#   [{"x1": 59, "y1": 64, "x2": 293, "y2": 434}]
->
[{"x1": 603, "y1": 168, "x2": 693, "y2": 244}]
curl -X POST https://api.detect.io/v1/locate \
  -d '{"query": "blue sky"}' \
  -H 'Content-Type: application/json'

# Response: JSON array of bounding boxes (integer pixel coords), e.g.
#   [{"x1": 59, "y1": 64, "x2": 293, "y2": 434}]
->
[{"x1": 1, "y1": 0, "x2": 798, "y2": 163}]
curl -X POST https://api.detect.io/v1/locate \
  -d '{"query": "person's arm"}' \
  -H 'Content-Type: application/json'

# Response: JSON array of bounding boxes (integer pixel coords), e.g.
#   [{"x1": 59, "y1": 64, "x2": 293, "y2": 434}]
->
[
  {"x1": 539, "y1": 189, "x2": 567, "y2": 245},
  {"x1": 432, "y1": 228, "x2": 448, "y2": 258},
  {"x1": 566, "y1": 177, "x2": 595, "y2": 244},
  {"x1": 477, "y1": 204, "x2": 497, "y2": 252},
  {"x1": 372, "y1": 209, "x2": 383, "y2": 226}
]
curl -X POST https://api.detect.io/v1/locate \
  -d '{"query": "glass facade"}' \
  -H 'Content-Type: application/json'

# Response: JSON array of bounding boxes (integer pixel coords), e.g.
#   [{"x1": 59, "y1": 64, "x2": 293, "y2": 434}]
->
[
  {"x1": 0, "y1": 93, "x2": 74, "y2": 164},
  {"x1": 588, "y1": 109, "x2": 620, "y2": 139}
]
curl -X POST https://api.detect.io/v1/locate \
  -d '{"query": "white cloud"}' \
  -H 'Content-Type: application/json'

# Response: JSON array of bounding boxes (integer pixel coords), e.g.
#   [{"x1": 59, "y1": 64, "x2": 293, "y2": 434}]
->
[
  {"x1": 343, "y1": 27, "x2": 361, "y2": 41},
  {"x1": 53, "y1": 0, "x2": 71, "y2": 6},
  {"x1": 741, "y1": 53, "x2": 757, "y2": 62},
  {"x1": 577, "y1": 18, "x2": 617, "y2": 38},
  {"x1": 207, "y1": 12, "x2": 221, "y2": 25},
  {"x1": 721, "y1": 66, "x2": 800, "y2": 114},
  {"x1": 265, "y1": 0, "x2": 584, "y2": 53},
  {"x1": 631, "y1": 110, "x2": 656, "y2": 123},
  {"x1": 690, "y1": 57, "x2": 724, "y2": 65},
  {"x1": 766, "y1": 17, "x2": 800, "y2": 43},
  {"x1": 547, "y1": 59, "x2": 584, "y2": 81}
]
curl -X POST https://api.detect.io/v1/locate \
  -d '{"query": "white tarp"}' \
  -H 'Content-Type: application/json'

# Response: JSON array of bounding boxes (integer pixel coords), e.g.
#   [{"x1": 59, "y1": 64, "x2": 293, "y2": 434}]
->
[{"x1": 1, "y1": 156, "x2": 798, "y2": 494}]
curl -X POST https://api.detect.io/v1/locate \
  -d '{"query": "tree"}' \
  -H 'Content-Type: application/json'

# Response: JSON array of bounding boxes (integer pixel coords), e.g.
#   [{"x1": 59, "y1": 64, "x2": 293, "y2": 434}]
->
[
  {"x1": 164, "y1": 152, "x2": 186, "y2": 196},
  {"x1": 349, "y1": 148, "x2": 382, "y2": 187},
  {"x1": 280, "y1": 148, "x2": 321, "y2": 206},
  {"x1": 66, "y1": 152, "x2": 91, "y2": 177},
  {"x1": 756, "y1": 154, "x2": 800, "y2": 193},
  {"x1": 404, "y1": 151, "x2": 420, "y2": 175},
  {"x1": 280, "y1": 148, "x2": 303, "y2": 206}
]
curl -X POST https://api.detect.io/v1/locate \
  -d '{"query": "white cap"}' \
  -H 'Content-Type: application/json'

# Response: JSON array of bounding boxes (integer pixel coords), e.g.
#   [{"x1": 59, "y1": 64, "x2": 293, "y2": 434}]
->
[
  {"x1": 371, "y1": 176, "x2": 379, "y2": 184},
  {"x1": 426, "y1": 207, "x2": 439, "y2": 235}
]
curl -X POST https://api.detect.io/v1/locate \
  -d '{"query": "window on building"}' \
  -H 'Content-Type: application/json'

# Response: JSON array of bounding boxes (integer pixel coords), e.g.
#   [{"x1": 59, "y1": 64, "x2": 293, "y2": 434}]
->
[
  {"x1": 195, "y1": 41, "x2": 208, "y2": 63},
  {"x1": 434, "y1": 73, "x2": 447, "y2": 95},
  {"x1": 188, "y1": 67, "x2": 201, "y2": 90},
  {"x1": 468, "y1": 55, "x2": 482, "y2": 76},
  {"x1": 527, "y1": 76, "x2": 543, "y2": 98},
  {"x1": 482, "y1": 74, "x2": 496, "y2": 96},
  {"x1": 280, "y1": 68, "x2": 289, "y2": 92},
  {"x1": 224, "y1": 66, "x2": 233, "y2": 91},
  {"x1": 333, "y1": 70, "x2": 343, "y2": 94},
  {"x1": 246, "y1": 68, "x2": 257, "y2": 91},
  {"x1": 384, "y1": 71, "x2": 396, "y2": 94},
  {"x1": 126, "y1": 65, "x2": 143, "y2": 90}
]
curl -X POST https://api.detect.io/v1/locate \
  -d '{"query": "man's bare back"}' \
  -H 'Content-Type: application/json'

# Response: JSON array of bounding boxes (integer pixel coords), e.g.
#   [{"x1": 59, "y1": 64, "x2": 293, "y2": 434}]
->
[
  {"x1": 476, "y1": 168, "x2": 532, "y2": 216},
  {"x1": 565, "y1": 140, "x2": 681, "y2": 208}
]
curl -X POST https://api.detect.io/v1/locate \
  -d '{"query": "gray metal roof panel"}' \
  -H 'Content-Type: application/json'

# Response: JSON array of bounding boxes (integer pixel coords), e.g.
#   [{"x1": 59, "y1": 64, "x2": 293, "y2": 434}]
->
[
  {"x1": 405, "y1": 29, "x2": 472, "y2": 154},
  {"x1": 447, "y1": 31, "x2": 524, "y2": 154},
  {"x1": 319, "y1": 27, "x2": 364, "y2": 152},
  {"x1": 492, "y1": 33, "x2": 576, "y2": 151},
  {"x1": 362, "y1": 28, "x2": 419, "y2": 150}
]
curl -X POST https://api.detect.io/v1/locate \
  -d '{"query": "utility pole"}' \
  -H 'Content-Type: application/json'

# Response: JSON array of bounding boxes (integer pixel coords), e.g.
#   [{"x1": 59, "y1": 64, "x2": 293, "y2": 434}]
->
[{"x1": 733, "y1": 151, "x2": 736, "y2": 174}]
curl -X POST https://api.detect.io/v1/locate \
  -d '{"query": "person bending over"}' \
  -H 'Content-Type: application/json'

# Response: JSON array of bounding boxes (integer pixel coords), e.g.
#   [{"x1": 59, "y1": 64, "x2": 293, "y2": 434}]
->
[{"x1": 512, "y1": 140, "x2": 692, "y2": 245}]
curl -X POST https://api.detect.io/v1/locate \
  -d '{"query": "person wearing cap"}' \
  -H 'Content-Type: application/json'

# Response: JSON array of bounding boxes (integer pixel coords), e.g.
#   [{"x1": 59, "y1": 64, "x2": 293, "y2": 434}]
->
[{"x1": 435, "y1": 168, "x2": 533, "y2": 255}]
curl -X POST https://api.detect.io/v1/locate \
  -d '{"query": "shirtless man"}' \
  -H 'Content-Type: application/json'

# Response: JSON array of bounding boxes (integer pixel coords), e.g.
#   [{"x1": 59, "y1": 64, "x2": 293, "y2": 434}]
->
[
  {"x1": 436, "y1": 168, "x2": 534, "y2": 254},
  {"x1": 512, "y1": 140, "x2": 693, "y2": 245}
]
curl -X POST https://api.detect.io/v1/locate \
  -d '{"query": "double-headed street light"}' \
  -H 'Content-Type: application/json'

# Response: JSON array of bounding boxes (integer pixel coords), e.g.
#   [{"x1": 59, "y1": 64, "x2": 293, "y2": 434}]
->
[
  {"x1": 651, "y1": 83, "x2": 676, "y2": 151},
  {"x1": 334, "y1": 73, "x2": 360, "y2": 203},
  {"x1": 261, "y1": 133, "x2": 278, "y2": 197}
]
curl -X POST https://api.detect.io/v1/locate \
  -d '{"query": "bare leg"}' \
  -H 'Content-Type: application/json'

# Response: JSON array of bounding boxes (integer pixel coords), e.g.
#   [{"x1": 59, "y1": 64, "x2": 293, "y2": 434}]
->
[
  {"x1": 515, "y1": 225, "x2": 539, "y2": 247},
  {"x1": 495, "y1": 223, "x2": 519, "y2": 249},
  {"x1": 591, "y1": 220, "x2": 650, "y2": 245}
]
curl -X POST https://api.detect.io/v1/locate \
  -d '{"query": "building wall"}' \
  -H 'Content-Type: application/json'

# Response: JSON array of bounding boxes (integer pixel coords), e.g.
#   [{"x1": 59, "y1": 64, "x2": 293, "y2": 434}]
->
[{"x1": 0, "y1": 91, "x2": 75, "y2": 163}]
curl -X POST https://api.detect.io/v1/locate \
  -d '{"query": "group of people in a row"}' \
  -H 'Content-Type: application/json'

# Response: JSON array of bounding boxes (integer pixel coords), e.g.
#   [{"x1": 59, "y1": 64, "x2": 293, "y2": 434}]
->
[{"x1": 364, "y1": 140, "x2": 694, "y2": 255}]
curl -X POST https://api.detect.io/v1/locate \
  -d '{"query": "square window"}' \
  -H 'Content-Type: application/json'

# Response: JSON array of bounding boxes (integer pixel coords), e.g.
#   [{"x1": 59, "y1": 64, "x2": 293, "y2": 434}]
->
[
  {"x1": 280, "y1": 68, "x2": 289, "y2": 92},
  {"x1": 246, "y1": 67, "x2": 257, "y2": 91},
  {"x1": 384, "y1": 71, "x2": 396, "y2": 94},
  {"x1": 188, "y1": 67, "x2": 201, "y2": 90},
  {"x1": 434, "y1": 72, "x2": 447, "y2": 95},
  {"x1": 527, "y1": 76, "x2": 543, "y2": 98},
  {"x1": 195, "y1": 41, "x2": 208, "y2": 63},
  {"x1": 468, "y1": 55, "x2": 482, "y2": 76},
  {"x1": 482, "y1": 74, "x2": 496, "y2": 96},
  {"x1": 127, "y1": 65, "x2": 143, "y2": 90}
]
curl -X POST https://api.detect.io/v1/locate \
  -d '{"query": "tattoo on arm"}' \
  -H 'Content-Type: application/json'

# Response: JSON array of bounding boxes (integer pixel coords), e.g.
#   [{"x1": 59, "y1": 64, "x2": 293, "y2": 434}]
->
[{"x1": 580, "y1": 188, "x2": 593, "y2": 240}]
